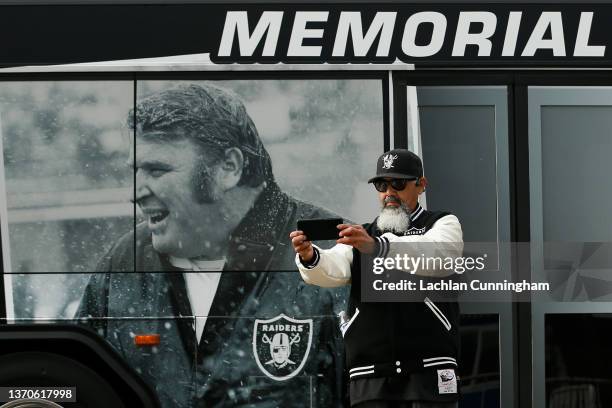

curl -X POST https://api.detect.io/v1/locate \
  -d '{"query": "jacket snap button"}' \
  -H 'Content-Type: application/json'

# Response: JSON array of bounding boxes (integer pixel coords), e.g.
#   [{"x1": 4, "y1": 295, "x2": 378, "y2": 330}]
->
[
  {"x1": 395, "y1": 361, "x2": 401, "y2": 366},
  {"x1": 396, "y1": 368, "x2": 402, "y2": 374}
]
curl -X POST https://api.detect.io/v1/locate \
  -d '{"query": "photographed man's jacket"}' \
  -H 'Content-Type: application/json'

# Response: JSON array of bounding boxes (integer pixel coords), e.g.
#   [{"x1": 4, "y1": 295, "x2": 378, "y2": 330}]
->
[
  {"x1": 76, "y1": 182, "x2": 348, "y2": 408},
  {"x1": 296, "y1": 205, "x2": 463, "y2": 405}
]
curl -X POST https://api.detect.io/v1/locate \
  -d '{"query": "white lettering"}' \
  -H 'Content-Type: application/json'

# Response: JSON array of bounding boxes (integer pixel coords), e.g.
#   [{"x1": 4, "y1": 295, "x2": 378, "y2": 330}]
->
[
  {"x1": 409, "y1": 255, "x2": 421, "y2": 274},
  {"x1": 402, "y1": 12, "x2": 447, "y2": 57},
  {"x1": 288, "y1": 11, "x2": 329, "y2": 57},
  {"x1": 574, "y1": 12, "x2": 606, "y2": 57},
  {"x1": 261, "y1": 324, "x2": 303, "y2": 332},
  {"x1": 373, "y1": 257, "x2": 385, "y2": 274},
  {"x1": 522, "y1": 12, "x2": 566, "y2": 57},
  {"x1": 333, "y1": 12, "x2": 397, "y2": 57},
  {"x1": 218, "y1": 11, "x2": 283, "y2": 57},
  {"x1": 502, "y1": 12, "x2": 522, "y2": 56},
  {"x1": 452, "y1": 11, "x2": 497, "y2": 56}
]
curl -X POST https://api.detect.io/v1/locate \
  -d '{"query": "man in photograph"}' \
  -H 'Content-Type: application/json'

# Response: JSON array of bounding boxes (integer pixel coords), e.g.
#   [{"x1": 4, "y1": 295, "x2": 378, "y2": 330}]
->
[
  {"x1": 76, "y1": 84, "x2": 347, "y2": 408},
  {"x1": 291, "y1": 149, "x2": 463, "y2": 408}
]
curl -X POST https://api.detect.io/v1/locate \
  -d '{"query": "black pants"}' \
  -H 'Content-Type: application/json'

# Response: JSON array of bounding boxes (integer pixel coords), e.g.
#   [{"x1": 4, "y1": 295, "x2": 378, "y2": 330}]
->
[{"x1": 354, "y1": 402, "x2": 459, "y2": 408}]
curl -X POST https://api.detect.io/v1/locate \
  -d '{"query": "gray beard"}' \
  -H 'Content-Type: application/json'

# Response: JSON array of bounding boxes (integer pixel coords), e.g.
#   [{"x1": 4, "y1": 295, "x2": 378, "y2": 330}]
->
[{"x1": 377, "y1": 203, "x2": 412, "y2": 234}]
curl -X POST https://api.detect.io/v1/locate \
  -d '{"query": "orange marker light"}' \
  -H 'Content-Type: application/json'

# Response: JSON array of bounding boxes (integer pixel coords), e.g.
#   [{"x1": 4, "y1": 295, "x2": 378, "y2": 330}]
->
[{"x1": 134, "y1": 334, "x2": 160, "y2": 346}]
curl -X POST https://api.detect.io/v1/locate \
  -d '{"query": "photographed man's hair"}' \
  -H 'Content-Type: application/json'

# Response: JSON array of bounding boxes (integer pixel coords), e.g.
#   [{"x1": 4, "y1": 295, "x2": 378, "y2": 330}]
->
[{"x1": 129, "y1": 83, "x2": 274, "y2": 187}]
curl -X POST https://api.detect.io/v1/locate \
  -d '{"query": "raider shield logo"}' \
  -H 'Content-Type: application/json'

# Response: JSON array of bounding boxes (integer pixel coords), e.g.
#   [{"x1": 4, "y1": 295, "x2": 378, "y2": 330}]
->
[
  {"x1": 382, "y1": 154, "x2": 398, "y2": 169},
  {"x1": 252, "y1": 314, "x2": 313, "y2": 381}
]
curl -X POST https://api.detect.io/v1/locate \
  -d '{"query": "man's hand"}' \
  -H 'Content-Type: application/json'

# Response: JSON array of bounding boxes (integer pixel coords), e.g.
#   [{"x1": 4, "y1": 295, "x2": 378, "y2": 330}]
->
[
  {"x1": 290, "y1": 230, "x2": 315, "y2": 263},
  {"x1": 337, "y1": 224, "x2": 376, "y2": 254}
]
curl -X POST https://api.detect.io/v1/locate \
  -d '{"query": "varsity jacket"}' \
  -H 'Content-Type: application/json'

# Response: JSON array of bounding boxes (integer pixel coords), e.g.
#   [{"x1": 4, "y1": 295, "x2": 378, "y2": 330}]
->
[{"x1": 296, "y1": 203, "x2": 463, "y2": 403}]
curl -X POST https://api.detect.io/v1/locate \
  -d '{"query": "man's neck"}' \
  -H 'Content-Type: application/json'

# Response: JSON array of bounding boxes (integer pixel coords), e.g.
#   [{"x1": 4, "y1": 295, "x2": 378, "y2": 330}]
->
[
  {"x1": 189, "y1": 183, "x2": 267, "y2": 259},
  {"x1": 220, "y1": 182, "x2": 266, "y2": 233}
]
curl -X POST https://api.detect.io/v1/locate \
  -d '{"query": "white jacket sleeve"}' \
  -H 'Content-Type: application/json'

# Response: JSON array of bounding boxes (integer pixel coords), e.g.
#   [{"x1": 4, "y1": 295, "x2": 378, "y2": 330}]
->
[
  {"x1": 295, "y1": 243, "x2": 353, "y2": 287},
  {"x1": 373, "y1": 214, "x2": 464, "y2": 278}
]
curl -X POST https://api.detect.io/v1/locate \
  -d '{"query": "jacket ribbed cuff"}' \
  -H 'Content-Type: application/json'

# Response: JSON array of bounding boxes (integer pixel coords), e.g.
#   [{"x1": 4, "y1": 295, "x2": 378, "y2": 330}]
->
[
  {"x1": 375, "y1": 236, "x2": 390, "y2": 258},
  {"x1": 300, "y1": 247, "x2": 320, "y2": 269}
]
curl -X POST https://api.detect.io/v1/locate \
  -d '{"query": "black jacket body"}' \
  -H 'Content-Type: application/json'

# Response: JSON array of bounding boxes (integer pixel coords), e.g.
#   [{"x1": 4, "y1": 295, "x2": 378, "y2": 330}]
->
[{"x1": 343, "y1": 209, "x2": 460, "y2": 403}]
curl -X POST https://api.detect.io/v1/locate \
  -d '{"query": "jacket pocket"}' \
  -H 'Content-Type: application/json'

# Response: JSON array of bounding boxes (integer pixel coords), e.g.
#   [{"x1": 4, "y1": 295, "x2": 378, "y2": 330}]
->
[
  {"x1": 340, "y1": 308, "x2": 360, "y2": 337},
  {"x1": 424, "y1": 297, "x2": 451, "y2": 331}
]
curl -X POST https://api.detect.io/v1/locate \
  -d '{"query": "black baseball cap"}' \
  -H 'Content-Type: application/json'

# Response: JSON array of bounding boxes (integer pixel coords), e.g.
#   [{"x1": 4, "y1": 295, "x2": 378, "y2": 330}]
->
[{"x1": 368, "y1": 149, "x2": 423, "y2": 183}]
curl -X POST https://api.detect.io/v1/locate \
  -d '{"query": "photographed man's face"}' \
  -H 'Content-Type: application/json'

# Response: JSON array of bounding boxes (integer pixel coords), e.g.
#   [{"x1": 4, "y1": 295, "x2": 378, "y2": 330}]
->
[{"x1": 134, "y1": 136, "x2": 221, "y2": 258}]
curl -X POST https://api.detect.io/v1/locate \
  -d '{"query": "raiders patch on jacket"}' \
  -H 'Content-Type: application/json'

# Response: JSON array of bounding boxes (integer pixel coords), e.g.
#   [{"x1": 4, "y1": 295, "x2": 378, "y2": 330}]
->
[{"x1": 252, "y1": 314, "x2": 313, "y2": 381}]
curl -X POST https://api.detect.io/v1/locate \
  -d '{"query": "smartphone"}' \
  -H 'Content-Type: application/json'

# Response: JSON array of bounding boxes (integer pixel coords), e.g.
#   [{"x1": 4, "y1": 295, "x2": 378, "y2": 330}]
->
[{"x1": 297, "y1": 218, "x2": 343, "y2": 241}]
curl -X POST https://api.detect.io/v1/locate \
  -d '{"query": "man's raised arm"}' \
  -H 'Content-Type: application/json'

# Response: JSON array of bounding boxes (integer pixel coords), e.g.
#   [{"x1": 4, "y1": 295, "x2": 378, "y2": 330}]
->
[
  {"x1": 290, "y1": 230, "x2": 353, "y2": 287},
  {"x1": 374, "y1": 214, "x2": 464, "y2": 277}
]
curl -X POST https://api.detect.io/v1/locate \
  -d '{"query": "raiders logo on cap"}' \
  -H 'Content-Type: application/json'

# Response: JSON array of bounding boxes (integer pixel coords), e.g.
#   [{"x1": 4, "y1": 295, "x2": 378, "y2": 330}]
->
[
  {"x1": 252, "y1": 314, "x2": 313, "y2": 381},
  {"x1": 368, "y1": 149, "x2": 423, "y2": 183}
]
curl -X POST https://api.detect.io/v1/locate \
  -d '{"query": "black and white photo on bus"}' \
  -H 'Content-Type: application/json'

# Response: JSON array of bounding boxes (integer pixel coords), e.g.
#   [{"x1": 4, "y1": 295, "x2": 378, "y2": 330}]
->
[{"x1": 0, "y1": 78, "x2": 385, "y2": 408}]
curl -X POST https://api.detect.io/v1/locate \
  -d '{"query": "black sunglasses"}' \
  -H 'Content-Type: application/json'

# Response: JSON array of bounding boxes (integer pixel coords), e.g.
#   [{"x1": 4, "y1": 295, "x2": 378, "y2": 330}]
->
[{"x1": 373, "y1": 178, "x2": 416, "y2": 192}]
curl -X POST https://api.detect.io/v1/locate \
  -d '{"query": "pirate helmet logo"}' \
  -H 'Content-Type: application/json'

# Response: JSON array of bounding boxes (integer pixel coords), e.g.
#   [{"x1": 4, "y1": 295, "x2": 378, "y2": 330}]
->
[
  {"x1": 252, "y1": 314, "x2": 313, "y2": 381},
  {"x1": 439, "y1": 370, "x2": 455, "y2": 382},
  {"x1": 382, "y1": 154, "x2": 398, "y2": 170}
]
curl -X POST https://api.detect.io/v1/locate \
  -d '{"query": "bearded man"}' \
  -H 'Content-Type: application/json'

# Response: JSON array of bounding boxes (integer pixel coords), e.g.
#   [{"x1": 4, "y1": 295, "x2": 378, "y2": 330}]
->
[{"x1": 291, "y1": 149, "x2": 463, "y2": 408}]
